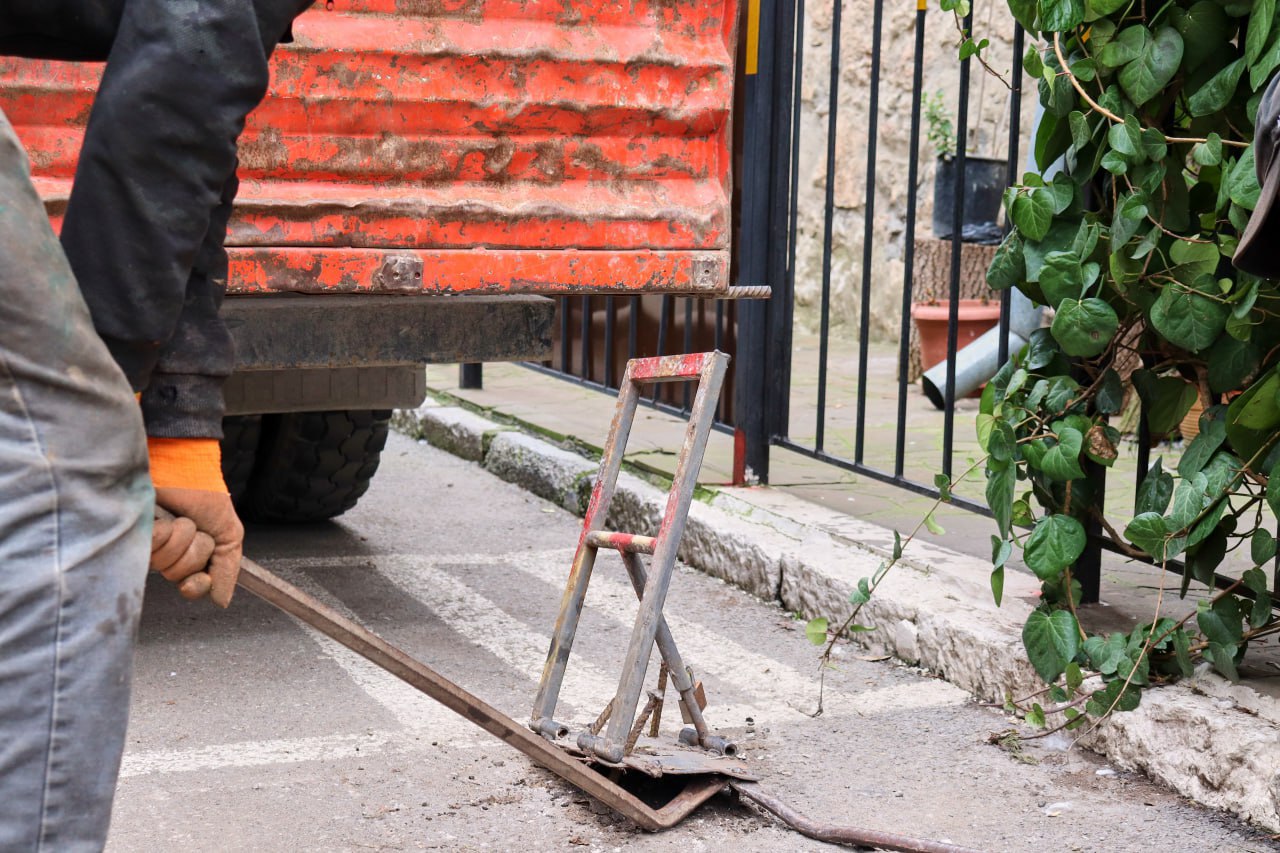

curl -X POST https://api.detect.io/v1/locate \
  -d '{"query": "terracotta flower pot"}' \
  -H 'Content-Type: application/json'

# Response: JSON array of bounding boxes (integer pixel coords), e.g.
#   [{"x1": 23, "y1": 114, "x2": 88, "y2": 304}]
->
[{"x1": 911, "y1": 299, "x2": 1002, "y2": 374}]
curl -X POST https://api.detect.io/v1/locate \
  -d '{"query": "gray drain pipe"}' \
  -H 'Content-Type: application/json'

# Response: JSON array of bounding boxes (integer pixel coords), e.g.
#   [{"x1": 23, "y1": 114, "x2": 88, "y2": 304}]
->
[
  {"x1": 921, "y1": 101, "x2": 1051, "y2": 410},
  {"x1": 921, "y1": 288, "x2": 1041, "y2": 409}
]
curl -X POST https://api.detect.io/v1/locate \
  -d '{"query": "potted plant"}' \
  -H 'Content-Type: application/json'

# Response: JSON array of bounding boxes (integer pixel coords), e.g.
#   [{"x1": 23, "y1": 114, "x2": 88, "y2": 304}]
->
[
  {"x1": 924, "y1": 89, "x2": 1007, "y2": 244},
  {"x1": 911, "y1": 91, "x2": 1007, "y2": 385}
]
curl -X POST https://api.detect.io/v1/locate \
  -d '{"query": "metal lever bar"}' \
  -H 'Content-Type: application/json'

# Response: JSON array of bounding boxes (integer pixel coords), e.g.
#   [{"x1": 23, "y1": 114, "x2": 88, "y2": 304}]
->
[{"x1": 229, "y1": 552, "x2": 725, "y2": 830}]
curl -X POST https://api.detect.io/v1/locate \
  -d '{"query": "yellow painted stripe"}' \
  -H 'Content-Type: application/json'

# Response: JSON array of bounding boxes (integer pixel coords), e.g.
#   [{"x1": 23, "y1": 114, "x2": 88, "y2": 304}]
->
[
  {"x1": 918, "y1": 0, "x2": 927, "y2": 10},
  {"x1": 746, "y1": 0, "x2": 761, "y2": 75}
]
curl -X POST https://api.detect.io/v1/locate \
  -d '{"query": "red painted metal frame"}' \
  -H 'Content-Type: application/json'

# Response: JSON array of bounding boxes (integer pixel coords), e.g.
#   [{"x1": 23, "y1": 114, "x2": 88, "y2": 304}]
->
[{"x1": 0, "y1": 0, "x2": 739, "y2": 296}]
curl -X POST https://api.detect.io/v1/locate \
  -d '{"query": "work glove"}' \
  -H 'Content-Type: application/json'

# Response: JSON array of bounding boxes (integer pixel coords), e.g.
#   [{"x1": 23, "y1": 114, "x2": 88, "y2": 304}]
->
[{"x1": 148, "y1": 438, "x2": 244, "y2": 607}]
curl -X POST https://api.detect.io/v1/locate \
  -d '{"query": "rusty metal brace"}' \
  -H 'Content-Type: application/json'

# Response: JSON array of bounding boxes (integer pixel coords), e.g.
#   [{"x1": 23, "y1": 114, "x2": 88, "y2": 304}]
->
[{"x1": 529, "y1": 352, "x2": 734, "y2": 764}]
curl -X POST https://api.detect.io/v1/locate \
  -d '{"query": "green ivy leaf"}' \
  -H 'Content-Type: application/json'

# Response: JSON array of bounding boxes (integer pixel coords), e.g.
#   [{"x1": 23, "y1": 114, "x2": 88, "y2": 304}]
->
[
  {"x1": 1040, "y1": 251, "x2": 1086, "y2": 306},
  {"x1": 1042, "y1": 426, "x2": 1087, "y2": 482},
  {"x1": 1097, "y1": 368, "x2": 1125, "y2": 415},
  {"x1": 1083, "y1": 632, "x2": 1127, "y2": 675},
  {"x1": 804, "y1": 617, "x2": 828, "y2": 646},
  {"x1": 924, "y1": 512, "x2": 945, "y2": 536},
  {"x1": 1012, "y1": 190, "x2": 1055, "y2": 241},
  {"x1": 991, "y1": 565, "x2": 1006, "y2": 608},
  {"x1": 1192, "y1": 133, "x2": 1223, "y2": 166},
  {"x1": 1177, "y1": 1, "x2": 1230, "y2": 73},
  {"x1": 1168, "y1": 472, "x2": 1210, "y2": 531},
  {"x1": 1150, "y1": 279, "x2": 1229, "y2": 353},
  {"x1": 1243, "y1": 567, "x2": 1273, "y2": 628},
  {"x1": 1228, "y1": 147, "x2": 1261, "y2": 209},
  {"x1": 1024, "y1": 45, "x2": 1045, "y2": 79},
  {"x1": 1172, "y1": 628, "x2": 1194, "y2": 677},
  {"x1": 1250, "y1": 529, "x2": 1277, "y2": 566},
  {"x1": 1187, "y1": 58, "x2": 1245, "y2": 116},
  {"x1": 1207, "y1": 336, "x2": 1260, "y2": 393},
  {"x1": 1132, "y1": 371, "x2": 1197, "y2": 435},
  {"x1": 1107, "y1": 116, "x2": 1143, "y2": 158},
  {"x1": 1226, "y1": 369, "x2": 1280, "y2": 462},
  {"x1": 1124, "y1": 512, "x2": 1172, "y2": 558},
  {"x1": 1246, "y1": 0, "x2": 1275, "y2": 65},
  {"x1": 1024, "y1": 514, "x2": 1087, "y2": 581},
  {"x1": 1022, "y1": 609, "x2": 1081, "y2": 683},
  {"x1": 1097, "y1": 25, "x2": 1147, "y2": 68},
  {"x1": 1119, "y1": 27, "x2": 1183, "y2": 106},
  {"x1": 848, "y1": 576, "x2": 873, "y2": 605},
  {"x1": 1051, "y1": 298, "x2": 1119, "y2": 358},
  {"x1": 987, "y1": 231, "x2": 1025, "y2": 290},
  {"x1": 987, "y1": 463, "x2": 1017, "y2": 538},
  {"x1": 1251, "y1": 32, "x2": 1280, "y2": 90},
  {"x1": 1040, "y1": 0, "x2": 1086, "y2": 30},
  {"x1": 1087, "y1": 679, "x2": 1141, "y2": 715},
  {"x1": 1178, "y1": 415, "x2": 1227, "y2": 477},
  {"x1": 1198, "y1": 596, "x2": 1244, "y2": 646},
  {"x1": 1185, "y1": 524, "x2": 1227, "y2": 582},
  {"x1": 1135, "y1": 459, "x2": 1174, "y2": 515}
]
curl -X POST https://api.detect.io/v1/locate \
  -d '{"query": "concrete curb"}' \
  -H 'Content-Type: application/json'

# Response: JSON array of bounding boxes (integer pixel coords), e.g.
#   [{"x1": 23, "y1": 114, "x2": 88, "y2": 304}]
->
[{"x1": 394, "y1": 400, "x2": 1280, "y2": 832}]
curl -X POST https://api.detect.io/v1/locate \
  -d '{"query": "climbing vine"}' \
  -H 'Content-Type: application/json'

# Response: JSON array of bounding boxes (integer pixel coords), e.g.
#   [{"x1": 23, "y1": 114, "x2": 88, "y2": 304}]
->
[{"x1": 811, "y1": 0, "x2": 1280, "y2": 733}]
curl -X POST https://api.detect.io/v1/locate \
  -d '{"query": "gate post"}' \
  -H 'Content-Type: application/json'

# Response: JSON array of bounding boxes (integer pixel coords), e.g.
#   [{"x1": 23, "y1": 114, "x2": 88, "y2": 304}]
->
[{"x1": 732, "y1": 0, "x2": 798, "y2": 485}]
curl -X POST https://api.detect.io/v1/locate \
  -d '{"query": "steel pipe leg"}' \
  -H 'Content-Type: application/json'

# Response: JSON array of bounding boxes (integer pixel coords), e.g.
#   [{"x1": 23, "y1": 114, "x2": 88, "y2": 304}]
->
[{"x1": 620, "y1": 553, "x2": 712, "y2": 740}]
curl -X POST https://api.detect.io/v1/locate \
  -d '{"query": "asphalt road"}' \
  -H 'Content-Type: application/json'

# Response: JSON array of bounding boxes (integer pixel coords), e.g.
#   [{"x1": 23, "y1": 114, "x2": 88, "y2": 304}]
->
[{"x1": 106, "y1": 433, "x2": 1274, "y2": 852}]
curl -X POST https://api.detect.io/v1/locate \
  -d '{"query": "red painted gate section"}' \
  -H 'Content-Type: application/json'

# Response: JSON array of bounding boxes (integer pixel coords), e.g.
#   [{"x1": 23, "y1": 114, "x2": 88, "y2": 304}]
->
[{"x1": 0, "y1": 0, "x2": 738, "y2": 295}]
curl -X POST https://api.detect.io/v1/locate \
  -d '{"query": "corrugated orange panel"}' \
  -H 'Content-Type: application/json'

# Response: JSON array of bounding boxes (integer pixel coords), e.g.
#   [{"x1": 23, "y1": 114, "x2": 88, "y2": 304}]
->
[{"x1": 0, "y1": 0, "x2": 738, "y2": 295}]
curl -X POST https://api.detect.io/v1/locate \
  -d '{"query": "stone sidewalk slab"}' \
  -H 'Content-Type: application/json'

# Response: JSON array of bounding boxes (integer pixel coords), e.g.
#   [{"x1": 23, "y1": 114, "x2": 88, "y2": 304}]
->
[{"x1": 394, "y1": 400, "x2": 1280, "y2": 834}]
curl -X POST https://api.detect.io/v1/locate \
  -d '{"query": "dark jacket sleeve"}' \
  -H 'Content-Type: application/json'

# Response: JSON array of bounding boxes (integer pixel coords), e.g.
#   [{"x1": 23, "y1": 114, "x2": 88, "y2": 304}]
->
[{"x1": 57, "y1": 0, "x2": 309, "y2": 438}]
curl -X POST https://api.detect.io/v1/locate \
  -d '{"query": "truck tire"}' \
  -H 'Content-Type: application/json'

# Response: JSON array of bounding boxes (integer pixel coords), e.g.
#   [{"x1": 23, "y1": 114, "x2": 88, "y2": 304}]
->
[
  {"x1": 220, "y1": 415, "x2": 263, "y2": 503},
  {"x1": 241, "y1": 410, "x2": 392, "y2": 523}
]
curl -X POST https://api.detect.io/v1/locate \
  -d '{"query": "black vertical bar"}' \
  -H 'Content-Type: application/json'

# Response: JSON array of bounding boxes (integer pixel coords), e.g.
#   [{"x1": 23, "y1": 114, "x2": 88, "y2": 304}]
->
[
  {"x1": 682, "y1": 298, "x2": 694, "y2": 411},
  {"x1": 604, "y1": 295, "x2": 616, "y2": 389},
  {"x1": 764, "y1": 0, "x2": 802, "y2": 444},
  {"x1": 941, "y1": 6, "x2": 975, "y2": 480},
  {"x1": 654, "y1": 295, "x2": 672, "y2": 402},
  {"x1": 894, "y1": 2, "x2": 928, "y2": 479},
  {"x1": 628, "y1": 295, "x2": 640, "y2": 359},
  {"x1": 458, "y1": 363, "x2": 483, "y2": 389},
  {"x1": 998, "y1": 25, "x2": 1025, "y2": 367},
  {"x1": 1077, "y1": 460, "x2": 1105, "y2": 604},
  {"x1": 853, "y1": 0, "x2": 884, "y2": 464},
  {"x1": 735, "y1": 0, "x2": 795, "y2": 484},
  {"x1": 579, "y1": 295, "x2": 592, "y2": 382},
  {"x1": 715, "y1": 300, "x2": 727, "y2": 422},
  {"x1": 814, "y1": 0, "x2": 844, "y2": 452},
  {"x1": 558, "y1": 297, "x2": 571, "y2": 374}
]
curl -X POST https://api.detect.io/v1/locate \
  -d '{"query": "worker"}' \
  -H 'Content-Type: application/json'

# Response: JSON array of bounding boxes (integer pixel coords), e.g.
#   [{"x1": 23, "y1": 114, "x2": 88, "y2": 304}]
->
[{"x1": 0, "y1": 1, "x2": 310, "y2": 849}]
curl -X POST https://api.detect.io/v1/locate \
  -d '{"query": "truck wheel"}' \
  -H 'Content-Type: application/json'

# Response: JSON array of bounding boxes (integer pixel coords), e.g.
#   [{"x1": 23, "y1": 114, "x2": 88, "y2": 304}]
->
[
  {"x1": 242, "y1": 410, "x2": 392, "y2": 523},
  {"x1": 220, "y1": 415, "x2": 264, "y2": 503}
]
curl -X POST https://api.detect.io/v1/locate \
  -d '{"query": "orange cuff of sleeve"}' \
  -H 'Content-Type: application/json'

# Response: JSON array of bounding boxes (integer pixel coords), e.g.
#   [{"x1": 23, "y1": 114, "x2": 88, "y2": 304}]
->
[{"x1": 147, "y1": 437, "x2": 228, "y2": 493}]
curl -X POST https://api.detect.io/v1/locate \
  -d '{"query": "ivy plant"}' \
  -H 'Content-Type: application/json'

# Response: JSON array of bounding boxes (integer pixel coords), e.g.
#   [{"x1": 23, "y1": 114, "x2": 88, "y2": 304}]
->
[{"x1": 810, "y1": 0, "x2": 1280, "y2": 735}]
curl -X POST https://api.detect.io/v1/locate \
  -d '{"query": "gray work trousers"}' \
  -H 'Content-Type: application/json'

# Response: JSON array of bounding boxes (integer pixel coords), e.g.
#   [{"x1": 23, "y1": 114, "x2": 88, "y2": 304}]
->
[{"x1": 0, "y1": 110, "x2": 152, "y2": 850}]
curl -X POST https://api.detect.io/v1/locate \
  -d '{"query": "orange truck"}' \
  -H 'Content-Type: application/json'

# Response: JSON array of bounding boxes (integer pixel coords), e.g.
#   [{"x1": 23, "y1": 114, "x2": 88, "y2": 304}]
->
[{"x1": 0, "y1": 0, "x2": 740, "y2": 519}]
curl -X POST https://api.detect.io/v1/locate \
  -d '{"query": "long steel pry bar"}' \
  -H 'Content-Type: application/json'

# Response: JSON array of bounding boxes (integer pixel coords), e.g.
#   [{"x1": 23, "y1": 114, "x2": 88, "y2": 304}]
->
[{"x1": 234, "y1": 553, "x2": 725, "y2": 830}]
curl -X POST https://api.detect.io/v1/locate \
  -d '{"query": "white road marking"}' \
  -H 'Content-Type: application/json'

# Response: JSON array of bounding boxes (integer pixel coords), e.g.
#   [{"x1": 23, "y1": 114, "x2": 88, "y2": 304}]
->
[
  {"x1": 119, "y1": 731, "x2": 398, "y2": 778},
  {"x1": 505, "y1": 549, "x2": 970, "y2": 720},
  {"x1": 271, "y1": 566, "x2": 483, "y2": 745},
  {"x1": 264, "y1": 555, "x2": 622, "y2": 720},
  {"x1": 123, "y1": 551, "x2": 968, "y2": 778}
]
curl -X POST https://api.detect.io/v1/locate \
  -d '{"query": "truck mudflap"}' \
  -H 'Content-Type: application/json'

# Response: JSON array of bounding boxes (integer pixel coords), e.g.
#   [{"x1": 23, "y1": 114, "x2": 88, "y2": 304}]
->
[{"x1": 1, "y1": 0, "x2": 739, "y2": 296}]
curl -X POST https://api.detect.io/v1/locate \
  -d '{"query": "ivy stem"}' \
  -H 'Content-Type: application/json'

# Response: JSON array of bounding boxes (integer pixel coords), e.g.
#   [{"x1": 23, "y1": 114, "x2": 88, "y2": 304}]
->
[{"x1": 1050, "y1": 33, "x2": 1248, "y2": 149}]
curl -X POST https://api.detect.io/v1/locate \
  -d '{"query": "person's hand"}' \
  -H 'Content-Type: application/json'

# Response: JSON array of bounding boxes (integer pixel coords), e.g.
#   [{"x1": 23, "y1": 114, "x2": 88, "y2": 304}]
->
[{"x1": 148, "y1": 438, "x2": 244, "y2": 607}]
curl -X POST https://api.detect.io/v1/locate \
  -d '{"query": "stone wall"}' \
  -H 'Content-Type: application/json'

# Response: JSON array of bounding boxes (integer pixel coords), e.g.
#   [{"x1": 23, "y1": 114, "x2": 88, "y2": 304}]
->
[{"x1": 791, "y1": 0, "x2": 1039, "y2": 340}]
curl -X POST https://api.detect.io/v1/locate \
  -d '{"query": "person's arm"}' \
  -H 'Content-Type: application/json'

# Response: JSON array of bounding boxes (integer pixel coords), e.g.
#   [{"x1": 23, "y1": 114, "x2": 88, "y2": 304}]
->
[{"x1": 59, "y1": 0, "x2": 310, "y2": 604}]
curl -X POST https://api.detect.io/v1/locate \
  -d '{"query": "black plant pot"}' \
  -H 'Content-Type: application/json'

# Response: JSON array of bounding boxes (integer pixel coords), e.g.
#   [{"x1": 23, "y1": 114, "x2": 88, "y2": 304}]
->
[{"x1": 931, "y1": 155, "x2": 1007, "y2": 245}]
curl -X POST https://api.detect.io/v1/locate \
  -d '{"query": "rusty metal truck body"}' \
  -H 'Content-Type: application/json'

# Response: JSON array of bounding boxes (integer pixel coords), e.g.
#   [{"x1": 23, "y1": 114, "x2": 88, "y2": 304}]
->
[{"x1": 0, "y1": 0, "x2": 738, "y2": 519}]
